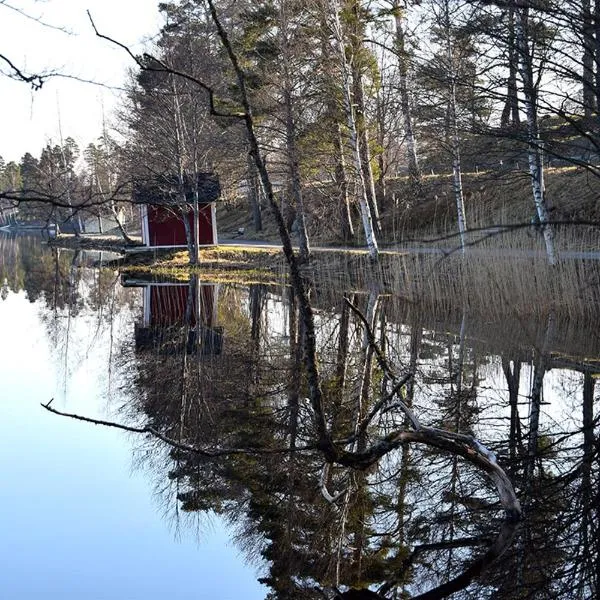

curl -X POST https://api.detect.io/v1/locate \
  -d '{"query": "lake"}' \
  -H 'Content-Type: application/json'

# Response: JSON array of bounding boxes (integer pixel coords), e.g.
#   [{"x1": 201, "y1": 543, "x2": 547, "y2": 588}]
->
[
  {"x1": 0, "y1": 234, "x2": 266, "y2": 600},
  {"x1": 1, "y1": 232, "x2": 599, "y2": 599}
]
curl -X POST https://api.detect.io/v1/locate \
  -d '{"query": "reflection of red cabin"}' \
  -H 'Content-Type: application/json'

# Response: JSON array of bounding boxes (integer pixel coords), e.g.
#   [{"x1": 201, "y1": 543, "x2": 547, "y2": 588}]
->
[
  {"x1": 134, "y1": 173, "x2": 220, "y2": 249},
  {"x1": 141, "y1": 282, "x2": 217, "y2": 329},
  {"x1": 123, "y1": 278, "x2": 223, "y2": 355}
]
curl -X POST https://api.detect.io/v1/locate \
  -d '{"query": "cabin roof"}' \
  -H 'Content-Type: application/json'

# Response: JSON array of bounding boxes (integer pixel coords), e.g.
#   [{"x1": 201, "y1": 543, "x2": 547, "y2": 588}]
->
[{"x1": 133, "y1": 172, "x2": 220, "y2": 206}]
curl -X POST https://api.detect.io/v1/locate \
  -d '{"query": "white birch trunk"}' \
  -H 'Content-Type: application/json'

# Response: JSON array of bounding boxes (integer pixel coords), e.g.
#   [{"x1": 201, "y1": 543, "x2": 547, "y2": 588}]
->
[
  {"x1": 443, "y1": 0, "x2": 467, "y2": 252},
  {"x1": 328, "y1": 0, "x2": 379, "y2": 262},
  {"x1": 515, "y1": 8, "x2": 557, "y2": 265},
  {"x1": 393, "y1": 2, "x2": 421, "y2": 190},
  {"x1": 349, "y1": 0, "x2": 381, "y2": 234},
  {"x1": 452, "y1": 147, "x2": 467, "y2": 252}
]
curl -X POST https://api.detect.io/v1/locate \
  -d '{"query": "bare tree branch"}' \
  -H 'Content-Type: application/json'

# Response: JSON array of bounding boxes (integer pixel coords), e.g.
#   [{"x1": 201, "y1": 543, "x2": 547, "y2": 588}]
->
[
  {"x1": 87, "y1": 10, "x2": 245, "y2": 120},
  {"x1": 40, "y1": 399, "x2": 317, "y2": 457},
  {"x1": 0, "y1": 52, "x2": 47, "y2": 89},
  {"x1": 1, "y1": 1, "x2": 72, "y2": 33}
]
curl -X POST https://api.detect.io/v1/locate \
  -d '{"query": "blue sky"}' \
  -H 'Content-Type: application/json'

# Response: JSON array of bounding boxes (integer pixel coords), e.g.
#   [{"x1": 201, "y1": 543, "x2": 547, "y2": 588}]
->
[{"x1": 0, "y1": 0, "x2": 162, "y2": 162}]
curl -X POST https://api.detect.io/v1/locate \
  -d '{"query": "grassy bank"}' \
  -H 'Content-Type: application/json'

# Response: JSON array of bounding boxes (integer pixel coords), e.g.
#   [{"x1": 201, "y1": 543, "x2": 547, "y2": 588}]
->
[
  {"x1": 120, "y1": 245, "x2": 289, "y2": 285},
  {"x1": 215, "y1": 165, "x2": 600, "y2": 252}
]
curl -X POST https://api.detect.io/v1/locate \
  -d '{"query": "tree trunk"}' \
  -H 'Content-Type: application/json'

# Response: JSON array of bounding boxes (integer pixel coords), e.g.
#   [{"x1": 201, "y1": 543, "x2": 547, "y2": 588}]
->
[
  {"x1": 443, "y1": 0, "x2": 467, "y2": 251},
  {"x1": 502, "y1": 358, "x2": 523, "y2": 473},
  {"x1": 393, "y1": 2, "x2": 422, "y2": 194},
  {"x1": 580, "y1": 371, "x2": 596, "y2": 591},
  {"x1": 515, "y1": 7, "x2": 557, "y2": 265},
  {"x1": 280, "y1": 0, "x2": 310, "y2": 263},
  {"x1": 247, "y1": 151, "x2": 263, "y2": 232},
  {"x1": 332, "y1": 293, "x2": 352, "y2": 428},
  {"x1": 375, "y1": 106, "x2": 387, "y2": 212},
  {"x1": 335, "y1": 125, "x2": 355, "y2": 242},
  {"x1": 452, "y1": 138, "x2": 467, "y2": 252},
  {"x1": 287, "y1": 285, "x2": 300, "y2": 452},
  {"x1": 171, "y1": 75, "x2": 197, "y2": 265},
  {"x1": 350, "y1": 0, "x2": 381, "y2": 236},
  {"x1": 110, "y1": 201, "x2": 133, "y2": 244},
  {"x1": 501, "y1": 2, "x2": 521, "y2": 128},
  {"x1": 329, "y1": 0, "x2": 379, "y2": 261},
  {"x1": 583, "y1": 0, "x2": 596, "y2": 117},
  {"x1": 181, "y1": 204, "x2": 196, "y2": 264},
  {"x1": 594, "y1": 0, "x2": 600, "y2": 111},
  {"x1": 357, "y1": 289, "x2": 380, "y2": 427},
  {"x1": 524, "y1": 312, "x2": 554, "y2": 490},
  {"x1": 353, "y1": 71, "x2": 381, "y2": 235}
]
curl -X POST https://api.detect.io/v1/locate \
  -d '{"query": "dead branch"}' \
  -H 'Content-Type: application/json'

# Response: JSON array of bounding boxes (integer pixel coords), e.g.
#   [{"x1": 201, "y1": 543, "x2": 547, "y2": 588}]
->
[
  {"x1": 0, "y1": 52, "x2": 47, "y2": 89},
  {"x1": 345, "y1": 297, "x2": 420, "y2": 430},
  {"x1": 41, "y1": 399, "x2": 317, "y2": 457},
  {"x1": 87, "y1": 11, "x2": 245, "y2": 120},
  {"x1": 319, "y1": 462, "x2": 348, "y2": 504}
]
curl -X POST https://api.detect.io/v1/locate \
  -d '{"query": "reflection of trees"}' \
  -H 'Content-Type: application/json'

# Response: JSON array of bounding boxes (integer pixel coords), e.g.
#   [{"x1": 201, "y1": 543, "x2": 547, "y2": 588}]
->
[
  {"x1": 118, "y1": 287, "x2": 528, "y2": 598},
  {"x1": 0, "y1": 234, "x2": 40, "y2": 298},
  {"x1": 127, "y1": 287, "x2": 408, "y2": 596},
  {"x1": 2, "y1": 236, "x2": 137, "y2": 397},
  {"x1": 40, "y1": 260, "x2": 600, "y2": 598},
  {"x1": 484, "y1": 317, "x2": 600, "y2": 599},
  {"x1": 0, "y1": 234, "x2": 83, "y2": 309}
]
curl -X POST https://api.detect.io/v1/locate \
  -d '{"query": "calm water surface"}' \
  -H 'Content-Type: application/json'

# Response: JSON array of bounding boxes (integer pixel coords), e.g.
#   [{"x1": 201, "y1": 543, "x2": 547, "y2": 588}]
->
[
  {"x1": 0, "y1": 235, "x2": 265, "y2": 600},
  {"x1": 1, "y1": 233, "x2": 599, "y2": 599}
]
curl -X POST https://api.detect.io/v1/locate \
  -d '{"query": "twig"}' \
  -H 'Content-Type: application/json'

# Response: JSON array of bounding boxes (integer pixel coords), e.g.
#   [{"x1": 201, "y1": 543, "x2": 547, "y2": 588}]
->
[
  {"x1": 41, "y1": 400, "x2": 317, "y2": 457},
  {"x1": 345, "y1": 296, "x2": 392, "y2": 377},
  {"x1": 0, "y1": 52, "x2": 47, "y2": 89},
  {"x1": 2, "y1": 1, "x2": 71, "y2": 33},
  {"x1": 344, "y1": 297, "x2": 420, "y2": 430},
  {"x1": 87, "y1": 11, "x2": 245, "y2": 120}
]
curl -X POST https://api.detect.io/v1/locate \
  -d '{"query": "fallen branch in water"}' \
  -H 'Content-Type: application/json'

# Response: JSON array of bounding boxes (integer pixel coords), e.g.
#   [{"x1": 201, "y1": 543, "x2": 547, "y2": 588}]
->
[
  {"x1": 319, "y1": 462, "x2": 351, "y2": 504},
  {"x1": 41, "y1": 399, "x2": 317, "y2": 457}
]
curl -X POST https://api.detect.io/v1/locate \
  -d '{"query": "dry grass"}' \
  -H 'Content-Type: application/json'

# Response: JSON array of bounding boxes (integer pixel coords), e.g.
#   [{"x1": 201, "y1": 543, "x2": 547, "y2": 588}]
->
[
  {"x1": 120, "y1": 245, "x2": 289, "y2": 285},
  {"x1": 386, "y1": 165, "x2": 600, "y2": 247},
  {"x1": 123, "y1": 239, "x2": 600, "y2": 324},
  {"x1": 293, "y1": 241, "x2": 600, "y2": 328}
]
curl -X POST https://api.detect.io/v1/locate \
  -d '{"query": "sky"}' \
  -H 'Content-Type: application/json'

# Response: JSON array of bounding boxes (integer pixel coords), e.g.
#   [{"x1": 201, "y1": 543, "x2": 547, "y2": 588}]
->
[{"x1": 0, "y1": 0, "x2": 163, "y2": 163}]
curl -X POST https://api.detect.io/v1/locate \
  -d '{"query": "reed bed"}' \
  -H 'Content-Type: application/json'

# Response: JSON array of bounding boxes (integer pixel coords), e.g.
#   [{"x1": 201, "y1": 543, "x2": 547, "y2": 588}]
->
[
  {"x1": 304, "y1": 237, "x2": 600, "y2": 324},
  {"x1": 304, "y1": 246, "x2": 600, "y2": 361}
]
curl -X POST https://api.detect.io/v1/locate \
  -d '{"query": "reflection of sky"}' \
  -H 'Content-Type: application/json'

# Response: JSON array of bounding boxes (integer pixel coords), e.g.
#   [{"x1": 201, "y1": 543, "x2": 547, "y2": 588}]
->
[{"x1": 0, "y1": 289, "x2": 266, "y2": 599}]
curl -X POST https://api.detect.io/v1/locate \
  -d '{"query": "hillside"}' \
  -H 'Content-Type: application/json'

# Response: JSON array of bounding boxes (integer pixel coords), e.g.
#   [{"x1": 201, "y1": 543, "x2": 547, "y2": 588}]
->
[{"x1": 216, "y1": 164, "x2": 600, "y2": 252}]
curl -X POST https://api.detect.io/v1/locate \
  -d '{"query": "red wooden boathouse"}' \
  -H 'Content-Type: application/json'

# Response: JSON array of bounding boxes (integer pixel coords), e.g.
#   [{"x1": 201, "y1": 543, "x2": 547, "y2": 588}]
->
[{"x1": 134, "y1": 173, "x2": 220, "y2": 249}]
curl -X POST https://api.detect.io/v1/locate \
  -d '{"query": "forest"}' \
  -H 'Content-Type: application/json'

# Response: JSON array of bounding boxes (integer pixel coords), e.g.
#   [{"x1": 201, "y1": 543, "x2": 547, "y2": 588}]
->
[{"x1": 1, "y1": 0, "x2": 600, "y2": 263}]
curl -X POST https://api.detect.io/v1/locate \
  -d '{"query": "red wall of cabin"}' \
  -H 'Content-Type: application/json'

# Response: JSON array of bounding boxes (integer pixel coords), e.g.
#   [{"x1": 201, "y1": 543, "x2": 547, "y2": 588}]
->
[
  {"x1": 147, "y1": 204, "x2": 214, "y2": 246},
  {"x1": 149, "y1": 284, "x2": 216, "y2": 328}
]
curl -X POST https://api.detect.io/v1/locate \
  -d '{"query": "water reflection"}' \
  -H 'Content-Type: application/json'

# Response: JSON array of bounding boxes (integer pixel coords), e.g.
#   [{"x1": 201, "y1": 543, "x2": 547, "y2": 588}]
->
[
  {"x1": 109, "y1": 274, "x2": 598, "y2": 598},
  {"x1": 3, "y1": 233, "x2": 599, "y2": 599},
  {"x1": 0, "y1": 234, "x2": 265, "y2": 600},
  {"x1": 123, "y1": 276, "x2": 223, "y2": 355}
]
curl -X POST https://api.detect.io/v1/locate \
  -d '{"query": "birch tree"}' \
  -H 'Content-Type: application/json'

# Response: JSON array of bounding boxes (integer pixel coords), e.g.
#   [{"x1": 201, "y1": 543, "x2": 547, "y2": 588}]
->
[
  {"x1": 278, "y1": 0, "x2": 311, "y2": 262},
  {"x1": 441, "y1": 0, "x2": 468, "y2": 251},
  {"x1": 390, "y1": 0, "x2": 422, "y2": 192},
  {"x1": 347, "y1": 0, "x2": 382, "y2": 236},
  {"x1": 323, "y1": 0, "x2": 380, "y2": 261},
  {"x1": 418, "y1": 0, "x2": 473, "y2": 250},
  {"x1": 514, "y1": 4, "x2": 558, "y2": 265}
]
